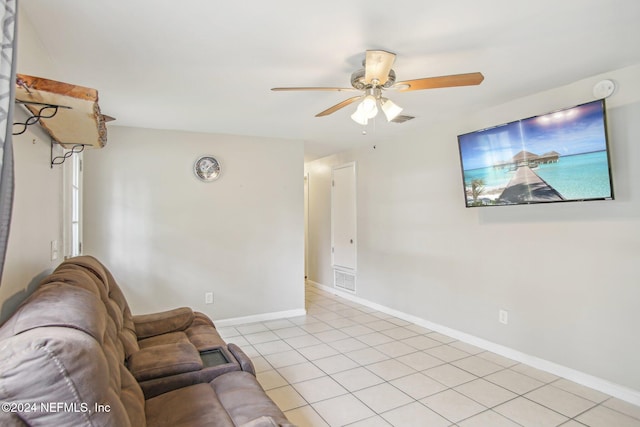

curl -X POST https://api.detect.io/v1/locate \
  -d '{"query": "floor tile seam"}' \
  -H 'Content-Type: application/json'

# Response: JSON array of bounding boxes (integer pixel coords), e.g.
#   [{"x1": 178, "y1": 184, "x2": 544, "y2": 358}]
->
[
  {"x1": 383, "y1": 352, "x2": 453, "y2": 376},
  {"x1": 263, "y1": 323, "x2": 298, "y2": 331},
  {"x1": 418, "y1": 390, "x2": 492, "y2": 426},
  {"x1": 283, "y1": 347, "x2": 382, "y2": 386},
  {"x1": 376, "y1": 347, "x2": 429, "y2": 360},
  {"x1": 355, "y1": 400, "x2": 411, "y2": 424},
  {"x1": 327, "y1": 369, "x2": 388, "y2": 393},
  {"x1": 515, "y1": 393, "x2": 581, "y2": 422},
  {"x1": 380, "y1": 331, "x2": 421, "y2": 341},
  {"x1": 567, "y1": 402, "x2": 613, "y2": 425},
  {"x1": 490, "y1": 364, "x2": 563, "y2": 388},
  {"x1": 300, "y1": 404, "x2": 333, "y2": 427},
  {"x1": 570, "y1": 400, "x2": 640, "y2": 425},
  {"x1": 509, "y1": 366, "x2": 560, "y2": 385},
  {"x1": 599, "y1": 397, "x2": 640, "y2": 421},
  {"x1": 459, "y1": 408, "x2": 528, "y2": 427},
  {"x1": 359, "y1": 363, "x2": 422, "y2": 384},
  {"x1": 327, "y1": 382, "x2": 428, "y2": 424},
  {"x1": 289, "y1": 378, "x2": 351, "y2": 405},
  {"x1": 481, "y1": 370, "x2": 552, "y2": 397},
  {"x1": 253, "y1": 339, "x2": 296, "y2": 350},
  {"x1": 338, "y1": 337, "x2": 392, "y2": 362},
  {"x1": 527, "y1": 380, "x2": 607, "y2": 408},
  {"x1": 445, "y1": 361, "x2": 509, "y2": 383},
  {"x1": 377, "y1": 399, "x2": 453, "y2": 426},
  {"x1": 307, "y1": 398, "x2": 371, "y2": 427},
  {"x1": 348, "y1": 380, "x2": 420, "y2": 417},
  {"x1": 474, "y1": 350, "x2": 520, "y2": 368},
  {"x1": 449, "y1": 356, "x2": 506, "y2": 377},
  {"x1": 273, "y1": 369, "x2": 329, "y2": 391},
  {"x1": 284, "y1": 405, "x2": 333, "y2": 427},
  {"x1": 268, "y1": 383, "x2": 311, "y2": 412},
  {"x1": 546, "y1": 378, "x2": 612, "y2": 405},
  {"x1": 393, "y1": 336, "x2": 455, "y2": 354},
  {"x1": 452, "y1": 381, "x2": 522, "y2": 410},
  {"x1": 263, "y1": 347, "x2": 319, "y2": 369}
]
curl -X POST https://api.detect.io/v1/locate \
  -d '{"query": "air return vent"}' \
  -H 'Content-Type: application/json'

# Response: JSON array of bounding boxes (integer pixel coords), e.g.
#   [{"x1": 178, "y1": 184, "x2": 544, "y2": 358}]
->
[
  {"x1": 334, "y1": 269, "x2": 356, "y2": 293},
  {"x1": 390, "y1": 114, "x2": 415, "y2": 124}
]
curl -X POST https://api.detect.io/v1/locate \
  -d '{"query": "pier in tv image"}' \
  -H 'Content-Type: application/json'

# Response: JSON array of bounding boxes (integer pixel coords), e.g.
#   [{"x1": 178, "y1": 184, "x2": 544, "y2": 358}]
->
[{"x1": 457, "y1": 99, "x2": 614, "y2": 207}]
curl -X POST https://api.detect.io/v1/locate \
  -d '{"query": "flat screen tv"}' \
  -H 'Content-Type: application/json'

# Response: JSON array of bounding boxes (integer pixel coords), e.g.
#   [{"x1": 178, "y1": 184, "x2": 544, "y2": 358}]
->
[{"x1": 457, "y1": 99, "x2": 614, "y2": 207}]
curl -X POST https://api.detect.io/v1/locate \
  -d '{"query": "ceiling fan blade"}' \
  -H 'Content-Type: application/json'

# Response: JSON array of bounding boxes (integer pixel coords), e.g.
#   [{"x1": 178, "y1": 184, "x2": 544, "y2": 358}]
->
[
  {"x1": 394, "y1": 72, "x2": 484, "y2": 92},
  {"x1": 316, "y1": 96, "x2": 362, "y2": 117},
  {"x1": 364, "y1": 50, "x2": 396, "y2": 86},
  {"x1": 271, "y1": 87, "x2": 356, "y2": 92}
]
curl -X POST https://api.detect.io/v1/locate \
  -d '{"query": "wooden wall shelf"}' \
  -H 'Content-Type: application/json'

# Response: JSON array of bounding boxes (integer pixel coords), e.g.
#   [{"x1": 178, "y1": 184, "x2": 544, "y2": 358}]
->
[{"x1": 14, "y1": 74, "x2": 109, "y2": 149}]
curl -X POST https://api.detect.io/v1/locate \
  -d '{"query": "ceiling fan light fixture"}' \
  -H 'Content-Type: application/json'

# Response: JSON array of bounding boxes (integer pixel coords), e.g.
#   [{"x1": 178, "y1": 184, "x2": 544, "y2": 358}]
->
[
  {"x1": 360, "y1": 95, "x2": 378, "y2": 119},
  {"x1": 351, "y1": 108, "x2": 369, "y2": 125},
  {"x1": 351, "y1": 95, "x2": 378, "y2": 125},
  {"x1": 381, "y1": 98, "x2": 403, "y2": 121}
]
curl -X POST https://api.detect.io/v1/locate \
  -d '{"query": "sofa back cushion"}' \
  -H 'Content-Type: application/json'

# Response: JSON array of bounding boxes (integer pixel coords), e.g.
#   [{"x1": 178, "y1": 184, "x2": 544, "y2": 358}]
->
[
  {"x1": 0, "y1": 283, "x2": 106, "y2": 342},
  {"x1": 55, "y1": 256, "x2": 140, "y2": 358},
  {"x1": 0, "y1": 280, "x2": 146, "y2": 426},
  {"x1": 0, "y1": 327, "x2": 136, "y2": 426}
]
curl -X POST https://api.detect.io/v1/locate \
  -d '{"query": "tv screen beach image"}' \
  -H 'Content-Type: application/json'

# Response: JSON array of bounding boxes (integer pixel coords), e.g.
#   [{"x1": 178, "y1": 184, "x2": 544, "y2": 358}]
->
[{"x1": 457, "y1": 100, "x2": 613, "y2": 207}]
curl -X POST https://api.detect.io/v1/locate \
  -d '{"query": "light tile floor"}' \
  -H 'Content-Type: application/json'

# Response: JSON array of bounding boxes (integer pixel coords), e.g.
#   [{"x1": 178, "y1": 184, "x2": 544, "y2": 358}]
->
[{"x1": 218, "y1": 285, "x2": 640, "y2": 427}]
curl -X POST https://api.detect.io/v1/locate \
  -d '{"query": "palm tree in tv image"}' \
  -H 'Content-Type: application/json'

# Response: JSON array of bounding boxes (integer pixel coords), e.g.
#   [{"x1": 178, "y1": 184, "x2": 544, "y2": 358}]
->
[{"x1": 468, "y1": 178, "x2": 486, "y2": 206}]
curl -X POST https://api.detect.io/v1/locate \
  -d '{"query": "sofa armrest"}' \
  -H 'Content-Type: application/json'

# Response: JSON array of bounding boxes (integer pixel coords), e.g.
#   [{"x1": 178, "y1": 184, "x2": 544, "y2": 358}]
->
[
  {"x1": 239, "y1": 416, "x2": 298, "y2": 427},
  {"x1": 238, "y1": 416, "x2": 279, "y2": 427},
  {"x1": 228, "y1": 343, "x2": 256, "y2": 376},
  {"x1": 128, "y1": 342, "x2": 203, "y2": 381},
  {"x1": 133, "y1": 307, "x2": 194, "y2": 339}
]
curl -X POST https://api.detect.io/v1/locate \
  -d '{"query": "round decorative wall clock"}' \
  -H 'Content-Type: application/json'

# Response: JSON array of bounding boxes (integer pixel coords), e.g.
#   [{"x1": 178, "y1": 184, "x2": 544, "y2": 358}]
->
[{"x1": 194, "y1": 155, "x2": 221, "y2": 182}]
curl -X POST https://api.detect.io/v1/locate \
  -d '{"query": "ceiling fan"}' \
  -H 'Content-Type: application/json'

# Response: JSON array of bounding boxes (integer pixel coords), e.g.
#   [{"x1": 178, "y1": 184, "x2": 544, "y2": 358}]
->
[{"x1": 272, "y1": 50, "x2": 484, "y2": 125}]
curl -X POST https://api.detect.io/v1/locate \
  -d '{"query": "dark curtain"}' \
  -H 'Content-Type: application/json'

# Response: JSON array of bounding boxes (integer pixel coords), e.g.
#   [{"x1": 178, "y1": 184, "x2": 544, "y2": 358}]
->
[{"x1": 0, "y1": 0, "x2": 17, "y2": 284}]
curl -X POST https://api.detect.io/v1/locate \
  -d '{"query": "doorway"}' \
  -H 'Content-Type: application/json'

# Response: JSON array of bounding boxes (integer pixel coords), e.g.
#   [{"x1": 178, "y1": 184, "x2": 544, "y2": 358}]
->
[{"x1": 331, "y1": 162, "x2": 357, "y2": 274}]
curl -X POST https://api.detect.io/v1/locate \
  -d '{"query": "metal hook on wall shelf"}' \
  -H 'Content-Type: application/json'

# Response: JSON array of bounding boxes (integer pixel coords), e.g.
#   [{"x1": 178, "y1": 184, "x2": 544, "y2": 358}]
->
[{"x1": 50, "y1": 140, "x2": 86, "y2": 168}]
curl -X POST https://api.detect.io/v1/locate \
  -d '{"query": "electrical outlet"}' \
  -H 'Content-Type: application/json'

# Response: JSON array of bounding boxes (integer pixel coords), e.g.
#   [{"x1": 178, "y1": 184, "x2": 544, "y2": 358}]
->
[
  {"x1": 499, "y1": 309, "x2": 509, "y2": 325},
  {"x1": 205, "y1": 292, "x2": 213, "y2": 304}
]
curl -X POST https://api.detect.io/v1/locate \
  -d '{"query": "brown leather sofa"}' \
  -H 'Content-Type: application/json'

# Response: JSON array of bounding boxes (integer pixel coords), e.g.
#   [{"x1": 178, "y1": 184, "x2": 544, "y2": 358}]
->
[
  {"x1": 54, "y1": 256, "x2": 256, "y2": 398},
  {"x1": 0, "y1": 256, "x2": 294, "y2": 426}
]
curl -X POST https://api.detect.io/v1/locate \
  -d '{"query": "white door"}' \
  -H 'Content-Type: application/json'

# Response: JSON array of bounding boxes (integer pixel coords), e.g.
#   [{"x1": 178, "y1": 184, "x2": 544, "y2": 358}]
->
[
  {"x1": 304, "y1": 173, "x2": 309, "y2": 280},
  {"x1": 331, "y1": 163, "x2": 356, "y2": 271}
]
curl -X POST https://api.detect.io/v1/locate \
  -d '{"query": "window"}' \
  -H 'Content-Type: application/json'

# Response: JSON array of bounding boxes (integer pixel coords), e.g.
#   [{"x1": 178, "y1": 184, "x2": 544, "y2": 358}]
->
[{"x1": 64, "y1": 152, "x2": 82, "y2": 258}]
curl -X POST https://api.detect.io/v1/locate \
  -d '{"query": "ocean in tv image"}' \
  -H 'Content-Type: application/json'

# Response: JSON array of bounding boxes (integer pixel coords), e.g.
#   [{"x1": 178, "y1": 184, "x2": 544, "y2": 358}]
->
[{"x1": 457, "y1": 99, "x2": 614, "y2": 207}]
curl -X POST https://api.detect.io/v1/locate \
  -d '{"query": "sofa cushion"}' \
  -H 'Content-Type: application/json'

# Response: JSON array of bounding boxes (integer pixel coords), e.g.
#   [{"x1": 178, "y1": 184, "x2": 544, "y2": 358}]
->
[
  {"x1": 0, "y1": 327, "x2": 139, "y2": 426},
  {"x1": 138, "y1": 331, "x2": 190, "y2": 349},
  {"x1": 185, "y1": 324, "x2": 227, "y2": 351},
  {"x1": 0, "y1": 283, "x2": 106, "y2": 343},
  {"x1": 128, "y1": 342, "x2": 203, "y2": 382},
  {"x1": 211, "y1": 371, "x2": 293, "y2": 427},
  {"x1": 120, "y1": 362, "x2": 147, "y2": 427},
  {"x1": 239, "y1": 416, "x2": 281, "y2": 427},
  {"x1": 134, "y1": 307, "x2": 195, "y2": 339},
  {"x1": 145, "y1": 383, "x2": 235, "y2": 427}
]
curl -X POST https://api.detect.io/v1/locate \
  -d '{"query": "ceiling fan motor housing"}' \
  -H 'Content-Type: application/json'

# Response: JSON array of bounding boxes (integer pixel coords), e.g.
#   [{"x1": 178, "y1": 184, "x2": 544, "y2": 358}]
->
[{"x1": 351, "y1": 69, "x2": 396, "y2": 90}]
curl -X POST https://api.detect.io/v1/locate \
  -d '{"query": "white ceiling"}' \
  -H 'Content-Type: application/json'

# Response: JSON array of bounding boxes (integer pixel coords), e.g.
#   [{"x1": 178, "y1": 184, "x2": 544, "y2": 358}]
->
[{"x1": 20, "y1": 0, "x2": 640, "y2": 161}]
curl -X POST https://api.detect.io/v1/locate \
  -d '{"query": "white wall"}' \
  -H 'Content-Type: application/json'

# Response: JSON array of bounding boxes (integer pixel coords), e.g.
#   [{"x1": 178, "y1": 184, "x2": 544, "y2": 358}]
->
[
  {"x1": 0, "y1": 7, "x2": 65, "y2": 323},
  {"x1": 3, "y1": 2, "x2": 306, "y2": 325},
  {"x1": 305, "y1": 64, "x2": 640, "y2": 396},
  {"x1": 83, "y1": 126, "x2": 305, "y2": 321}
]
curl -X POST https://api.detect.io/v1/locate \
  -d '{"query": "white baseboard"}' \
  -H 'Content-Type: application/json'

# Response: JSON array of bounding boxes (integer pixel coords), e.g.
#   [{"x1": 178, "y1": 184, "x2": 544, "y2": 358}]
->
[
  {"x1": 215, "y1": 308, "x2": 307, "y2": 327},
  {"x1": 308, "y1": 280, "x2": 640, "y2": 407}
]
